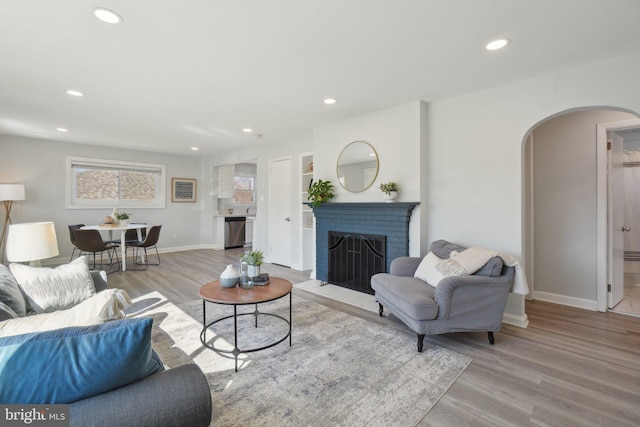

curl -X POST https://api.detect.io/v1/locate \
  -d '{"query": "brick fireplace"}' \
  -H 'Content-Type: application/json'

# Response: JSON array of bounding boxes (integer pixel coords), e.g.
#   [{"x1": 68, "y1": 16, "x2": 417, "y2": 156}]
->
[{"x1": 311, "y1": 202, "x2": 419, "y2": 291}]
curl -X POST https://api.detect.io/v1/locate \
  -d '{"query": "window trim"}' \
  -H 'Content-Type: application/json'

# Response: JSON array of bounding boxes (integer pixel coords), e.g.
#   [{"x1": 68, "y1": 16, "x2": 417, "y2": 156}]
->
[
  {"x1": 66, "y1": 156, "x2": 166, "y2": 209},
  {"x1": 232, "y1": 174, "x2": 256, "y2": 205}
]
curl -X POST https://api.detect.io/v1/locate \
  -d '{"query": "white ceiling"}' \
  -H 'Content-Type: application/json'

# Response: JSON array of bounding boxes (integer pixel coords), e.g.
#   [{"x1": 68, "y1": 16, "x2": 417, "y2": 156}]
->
[{"x1": 2, "y1": 0, "x2": 640, "y2": 156}]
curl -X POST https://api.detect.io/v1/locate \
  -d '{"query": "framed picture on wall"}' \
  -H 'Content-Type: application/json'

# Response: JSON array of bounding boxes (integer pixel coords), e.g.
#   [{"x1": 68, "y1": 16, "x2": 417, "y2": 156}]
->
[{"x1": 171, "y1": 178, "x2": 197, "y2": 202}]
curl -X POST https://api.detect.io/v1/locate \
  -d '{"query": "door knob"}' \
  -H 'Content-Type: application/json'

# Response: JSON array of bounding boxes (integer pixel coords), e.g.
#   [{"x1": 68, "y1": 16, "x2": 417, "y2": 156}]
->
[
  {"x1": 622, "y1": 227, "x2": 631, "y2": 231},
  {"x1": 285, "y1": 217, "x2": 291, "y2": 222}
]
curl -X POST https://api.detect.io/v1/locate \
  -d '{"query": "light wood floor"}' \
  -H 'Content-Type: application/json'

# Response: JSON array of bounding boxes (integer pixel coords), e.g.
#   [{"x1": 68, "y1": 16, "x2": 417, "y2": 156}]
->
[{"x1": 107, "y1": 249, "x2": 640, "y2": 427}]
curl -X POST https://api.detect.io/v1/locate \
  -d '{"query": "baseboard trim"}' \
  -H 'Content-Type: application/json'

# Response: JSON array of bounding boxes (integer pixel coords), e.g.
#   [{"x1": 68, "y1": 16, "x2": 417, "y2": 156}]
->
[
  {"x1": 533, "y1": 291, "x2": 597, "y2": 311},
  {"x1": 42, "y1": 244, "x2": 222, "y2": 266},
  {"x1": 502, "y1": 312, "x2": 529, "y2": 328}
]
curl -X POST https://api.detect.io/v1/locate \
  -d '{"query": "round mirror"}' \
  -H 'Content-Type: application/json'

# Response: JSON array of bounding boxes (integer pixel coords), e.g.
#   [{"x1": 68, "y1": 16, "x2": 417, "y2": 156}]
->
[{"x1": 336, "y1": 141, "x2": 379, "y2": 192}]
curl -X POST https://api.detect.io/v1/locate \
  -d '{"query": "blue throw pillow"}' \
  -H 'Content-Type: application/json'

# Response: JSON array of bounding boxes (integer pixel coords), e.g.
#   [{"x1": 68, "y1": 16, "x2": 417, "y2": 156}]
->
[{"x1": 0, "y1": 317, "x2": 164, "y2": 404}]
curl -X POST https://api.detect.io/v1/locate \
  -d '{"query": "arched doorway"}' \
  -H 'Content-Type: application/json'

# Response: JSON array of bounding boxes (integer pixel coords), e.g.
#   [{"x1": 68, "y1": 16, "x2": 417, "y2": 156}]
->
[{"x1": 523, "y1": 107, "x2": 640, "y2": 314}]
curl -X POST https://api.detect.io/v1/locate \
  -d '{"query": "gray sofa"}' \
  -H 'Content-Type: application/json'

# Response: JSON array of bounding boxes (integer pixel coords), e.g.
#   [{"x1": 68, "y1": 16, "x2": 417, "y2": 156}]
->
[
  {"x1": 371, "y1": 240, "x2": 514, "y2": 352},
  {"x1": 70, "y1": 363, "x2": 212, "y2": 427},
  {"x1": 0, "y1": 265, "x2": 212, "y2": 427},
  {"x1": 69, "y1": 274, "x2": 212, "y2": 427}
]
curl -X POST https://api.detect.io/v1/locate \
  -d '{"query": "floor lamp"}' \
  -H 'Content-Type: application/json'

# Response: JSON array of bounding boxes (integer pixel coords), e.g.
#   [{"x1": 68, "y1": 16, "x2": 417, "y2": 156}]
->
[
  {"x1": 0, "y1": 184, "x2": 26, "y2": 264},
  {"x1": 6, "y1": 222, "x2": 59, "y2": 267}
]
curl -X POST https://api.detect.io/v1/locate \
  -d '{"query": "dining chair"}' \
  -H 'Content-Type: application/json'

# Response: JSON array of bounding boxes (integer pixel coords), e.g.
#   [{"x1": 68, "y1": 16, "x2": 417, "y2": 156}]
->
[
  {"x1": 125, "y1": 225, "x2": 162, "y2": 270},
  {"x1": 111, "y1": 223, "x2": 147, "y2": 245},
  {"x1": 68, "y1": 224, "x2": 85, "y2": 262},
  {"x1": 74, "y1": 229, "x2": 121, "y2": 273}
]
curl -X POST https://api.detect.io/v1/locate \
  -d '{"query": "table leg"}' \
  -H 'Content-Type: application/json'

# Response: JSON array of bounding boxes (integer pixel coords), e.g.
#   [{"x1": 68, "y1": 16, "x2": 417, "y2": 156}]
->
[
  {"x1": 202, "y1": 300, "x2": 207, "y2": 343},
  {"x1": 120, "y1": 229, "x2": 127, "y2": 271},
  {"x1": 233, "y1": 305, "x2": 238, "y2": 372},
  {"x1": 136, "y1": 228, "x2": 146, "y2": 264},
  {"x1": 289, "y1": 292, "x2": 292, "y2": 346},
  {"x1": 254, "y1": 303, "x2": 259, "y2": 327}
]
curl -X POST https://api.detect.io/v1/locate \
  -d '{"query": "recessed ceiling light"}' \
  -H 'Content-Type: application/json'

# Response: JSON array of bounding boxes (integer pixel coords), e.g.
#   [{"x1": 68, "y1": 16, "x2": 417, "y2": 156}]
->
[
  {"x1": 66, "y1": 89, "x2": 83, "y2": 97},
  {"x1": 243, "y1": 128, "x2": 252, "y2": 133},
  {"x1": 94, "y1": 8, "x2": 123, "y2": 24},
  {"x1": 485, "y1": 38, "x2": 510, "y2": 51},
  {"x1": 191, "y1": 147, "x2": 199, "y2": 151},
  {"x1": 57, "y1": 128, "x2": 69, "y2": 132},
  {"x1": 323, "y1": 98, "x2": 337, "y2": 105}
]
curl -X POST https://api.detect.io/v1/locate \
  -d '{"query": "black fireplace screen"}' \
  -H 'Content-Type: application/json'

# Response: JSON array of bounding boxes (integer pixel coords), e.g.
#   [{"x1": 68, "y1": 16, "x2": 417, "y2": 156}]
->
[{"x1": 327, "y1": 232, "x2": 386, "y2": 294}]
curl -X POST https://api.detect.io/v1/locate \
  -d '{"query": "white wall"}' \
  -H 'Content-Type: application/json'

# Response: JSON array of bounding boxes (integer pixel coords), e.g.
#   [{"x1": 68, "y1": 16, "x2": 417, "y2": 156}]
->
[
  {"x1": 0, "y1": 134, "x2": 207, "y2": 262},
  {"x1": 313, "y1": 101, "x2": 424, "y2": 256}
]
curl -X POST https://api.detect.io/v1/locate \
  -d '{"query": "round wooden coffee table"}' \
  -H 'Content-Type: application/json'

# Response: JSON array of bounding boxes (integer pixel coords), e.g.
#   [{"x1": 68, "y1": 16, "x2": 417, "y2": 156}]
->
[{"x1": 199, "y1": 277, "x2": 293, "y2": 372}]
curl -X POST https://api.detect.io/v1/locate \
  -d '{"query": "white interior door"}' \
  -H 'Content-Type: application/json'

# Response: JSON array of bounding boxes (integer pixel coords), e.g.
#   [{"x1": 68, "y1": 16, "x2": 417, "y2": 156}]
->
[
  {"x1": 268, "y1": 157, "x2": 292, "y2": 266},
  {"x1": 608, "y1": 132, "x2": 625, "y2": 308}
]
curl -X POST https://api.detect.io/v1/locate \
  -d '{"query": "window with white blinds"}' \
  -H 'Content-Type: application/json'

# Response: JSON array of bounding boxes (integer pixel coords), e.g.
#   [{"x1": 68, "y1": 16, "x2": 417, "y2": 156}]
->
[{"x1": 66, "y1": 157, "x2": 166, "y2": 209}]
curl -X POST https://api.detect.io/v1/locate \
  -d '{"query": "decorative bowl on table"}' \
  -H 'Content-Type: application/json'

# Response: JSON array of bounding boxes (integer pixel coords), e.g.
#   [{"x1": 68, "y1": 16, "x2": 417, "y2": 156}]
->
[
  {"x1": 220, "y1": 277, "x2": 239, "y2": 288},
  {"x1": 219, "y1": 264, "x2": 240, "y2": 288}
]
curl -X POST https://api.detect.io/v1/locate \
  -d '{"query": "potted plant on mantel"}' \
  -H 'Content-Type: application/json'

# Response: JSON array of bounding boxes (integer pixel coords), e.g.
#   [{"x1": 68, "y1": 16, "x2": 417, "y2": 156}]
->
[
  {"x1": 241, "y1": 250, "x2": 264, "y2": 278},
  {"x1": 379, "y1": 182, "x2": 398, "y2": 203},
  {"x1": 307, "y1": 179, "x2": 335, "y2": 208}
]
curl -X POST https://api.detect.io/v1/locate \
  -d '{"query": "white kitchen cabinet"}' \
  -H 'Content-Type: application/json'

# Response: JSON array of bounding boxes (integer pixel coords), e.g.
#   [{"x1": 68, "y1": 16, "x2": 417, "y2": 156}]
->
[
  {"x1": 217, "y1": 164, "x2": 235, "y2": 198},
  {"x1": 245, "y1": 217, "x2": 254, "y2": 247}
]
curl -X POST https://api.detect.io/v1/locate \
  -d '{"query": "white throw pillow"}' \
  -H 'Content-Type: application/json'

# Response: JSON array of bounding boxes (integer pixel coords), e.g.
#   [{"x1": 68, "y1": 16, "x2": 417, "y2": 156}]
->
[
  {"x1": 414, "y1": 251, "x2": 445, "y2": 286},
  {"x1": 10, "y1": 256, "x2": 96, "y2": 314},
  {"x1": 0, "y1": 289, "x2": 132, "y2": 338}
]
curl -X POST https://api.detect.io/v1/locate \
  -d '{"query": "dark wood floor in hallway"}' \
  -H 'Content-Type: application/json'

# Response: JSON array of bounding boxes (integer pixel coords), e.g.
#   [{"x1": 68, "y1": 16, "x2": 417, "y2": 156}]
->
[{"x1": 106, "y1": 249, "x2": 640, "y2": 427}]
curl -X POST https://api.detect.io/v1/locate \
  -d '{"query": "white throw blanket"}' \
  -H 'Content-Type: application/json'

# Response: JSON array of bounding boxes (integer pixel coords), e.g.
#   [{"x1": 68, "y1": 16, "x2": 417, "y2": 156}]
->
[{"x1": 435, "y1": 246, "x2": 530, "y2": 295}]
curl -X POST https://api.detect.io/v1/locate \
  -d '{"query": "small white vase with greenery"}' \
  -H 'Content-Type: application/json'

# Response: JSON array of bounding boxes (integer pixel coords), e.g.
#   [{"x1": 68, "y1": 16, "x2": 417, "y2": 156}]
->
[
  {"x1": 241, "y1": 250, "x2": 264, "y2": 278},
  {"x1": 115, "y1": 212, "x2": 131, "y2": 226},
  {"x1": 379, "y1": 182, "x2": 398, "y2": 203}
]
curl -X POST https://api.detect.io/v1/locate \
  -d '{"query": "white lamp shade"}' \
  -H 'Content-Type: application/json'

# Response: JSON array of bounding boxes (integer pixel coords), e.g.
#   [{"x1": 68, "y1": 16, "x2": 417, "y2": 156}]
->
[
  {"x1": 6, "y1": 222, "x2": 59, "y2": 263},
  {"x1": 0, "y1": 184, "x2": 26, "y2": 201}
]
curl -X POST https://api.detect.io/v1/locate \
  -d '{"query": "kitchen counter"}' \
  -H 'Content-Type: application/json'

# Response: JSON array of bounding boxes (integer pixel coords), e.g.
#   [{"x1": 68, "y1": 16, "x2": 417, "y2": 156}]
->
[{"x1": 213, "y1": 213, "x2": 256, "y2": 218}]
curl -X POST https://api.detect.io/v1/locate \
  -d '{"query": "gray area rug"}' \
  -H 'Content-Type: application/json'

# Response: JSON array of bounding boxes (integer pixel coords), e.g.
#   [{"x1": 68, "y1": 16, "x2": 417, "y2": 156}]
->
[{"x1": 128, "y1": 291, "x2": 471, "y2": 427}]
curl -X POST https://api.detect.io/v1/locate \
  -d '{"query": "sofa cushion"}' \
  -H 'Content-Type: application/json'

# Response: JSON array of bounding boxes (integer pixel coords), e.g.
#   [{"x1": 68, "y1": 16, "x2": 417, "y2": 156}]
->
[
  {"x1": 371, "y1": 273, "x2": 439, "y2": 321},
  {"x1": 0, "y1": 264, "x2": 27, "y2": 317},
  {"x1": 430, "y1": 240, "x2": 503, "y2": 277},
  {"x1": 0, "y1": 288, "x2": 132, "y2": 339},
  {"x1": 414, "y1": 251, "x2": 445, "y2": 286},
  {"x1": 474, "y1": 256, "x2": 503, "y2": 277},
  {"x1": 0, "y1": 317, "x2": 164, "y2": 404},
  {"x1": 10, "y1": 256, "x2": 95, "y2": 313},
  {"x1": 0, "y1": 301, "x2": 18, "y2": 322},
  {"x1": 430, "y1": 240, "x2": 466, "y2": 259}
]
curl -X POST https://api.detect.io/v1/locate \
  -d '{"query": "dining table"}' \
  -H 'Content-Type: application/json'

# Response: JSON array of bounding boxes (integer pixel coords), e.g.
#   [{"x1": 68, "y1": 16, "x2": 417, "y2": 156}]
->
[{"x1": 80, "y1": 223, "x2": 148, "y2": 271}]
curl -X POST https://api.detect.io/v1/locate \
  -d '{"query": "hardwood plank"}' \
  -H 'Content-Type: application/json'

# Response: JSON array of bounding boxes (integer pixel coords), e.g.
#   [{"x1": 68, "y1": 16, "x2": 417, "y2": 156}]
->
[{"x1": 104, "y1": 249, "x2": 640, "y2": 426}]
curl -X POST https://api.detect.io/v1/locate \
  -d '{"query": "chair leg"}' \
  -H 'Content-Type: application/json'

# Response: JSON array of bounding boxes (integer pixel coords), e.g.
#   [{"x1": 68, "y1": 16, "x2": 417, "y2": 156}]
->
[
  {"x1": 378, "y1": 303, "x2": 384, "y2": 317},
  {"x1": 140, "y1": 247, "x2": 149, "y2": 270},
  {"x1": 488, "y1": 331, "x2": 495, "y2": 345},
  {"x1": 150, "y1": 246, "x2": 161, "y2": 265},
  {"x1": 417, "y1": 334, "x2": 425, "y2": 352},
  {"x1": 70, "y1": 247, "x2": 77, "y2": 262}
]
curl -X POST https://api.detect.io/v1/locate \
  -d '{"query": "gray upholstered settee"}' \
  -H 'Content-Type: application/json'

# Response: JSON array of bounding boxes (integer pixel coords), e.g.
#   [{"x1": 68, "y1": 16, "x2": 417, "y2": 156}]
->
[{"x1": 371, "y1": 240, "x2": 514, "y2": 352}]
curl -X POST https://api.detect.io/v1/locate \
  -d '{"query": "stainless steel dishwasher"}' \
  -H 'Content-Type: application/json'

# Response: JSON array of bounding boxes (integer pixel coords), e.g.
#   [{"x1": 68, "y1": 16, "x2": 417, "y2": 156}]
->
[{"x1": 224, "y1": 216, "x2": 246, "y2": 249}]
